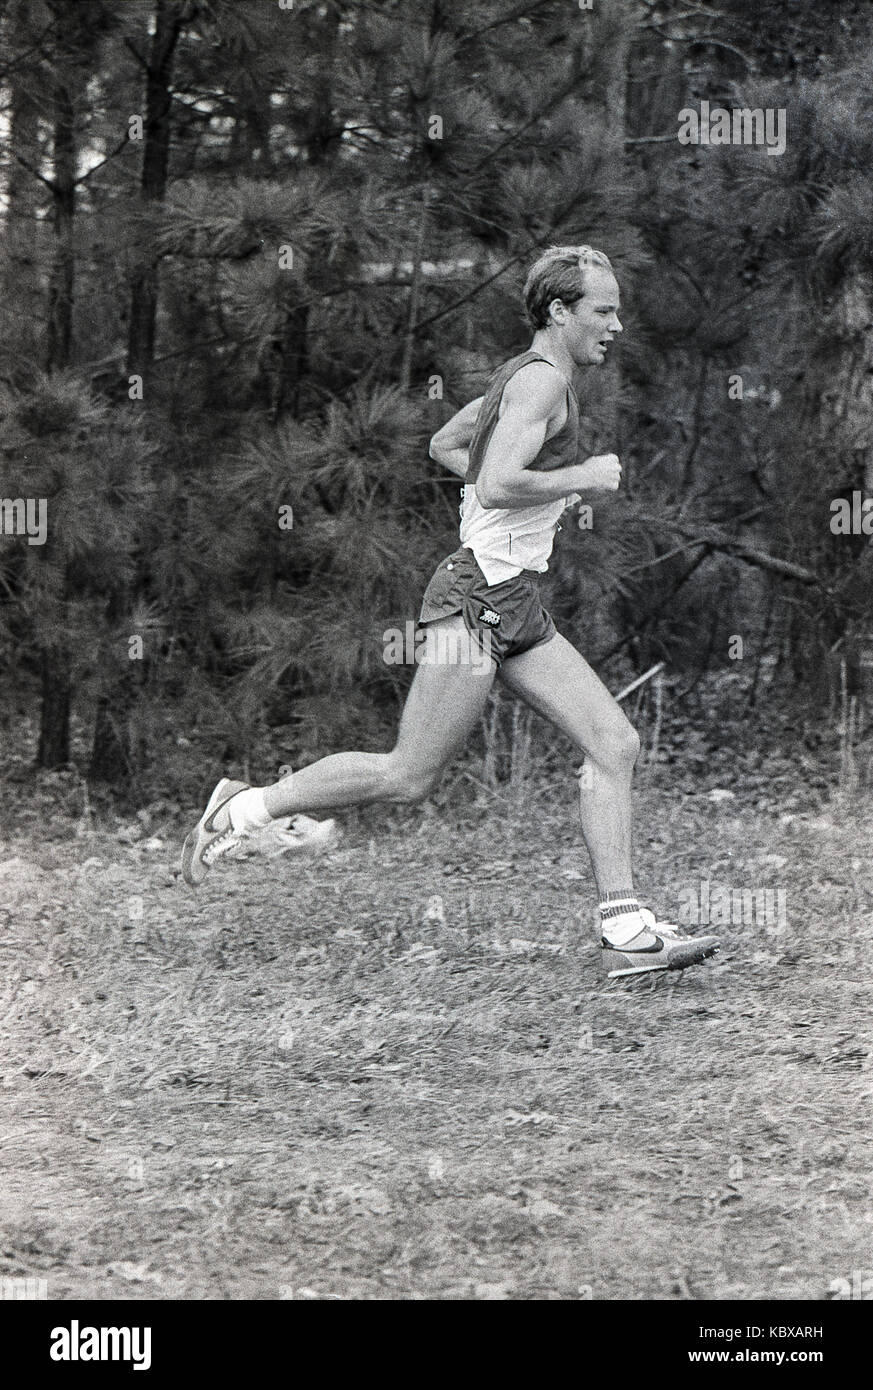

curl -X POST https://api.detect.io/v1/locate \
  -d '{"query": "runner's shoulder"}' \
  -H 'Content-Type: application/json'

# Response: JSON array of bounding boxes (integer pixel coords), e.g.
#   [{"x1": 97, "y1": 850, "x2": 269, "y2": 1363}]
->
[{"x1": 501, "y1": 358, "x2": 568, "y2": 418}]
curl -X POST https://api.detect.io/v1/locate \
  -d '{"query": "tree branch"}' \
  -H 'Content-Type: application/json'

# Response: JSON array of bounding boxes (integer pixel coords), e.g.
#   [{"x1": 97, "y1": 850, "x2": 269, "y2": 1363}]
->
[
  {"x1": 124, "y1": 36, "x2": 151, "y2": 73},
  {"x1": 596, "y1": 547, "x2": 712, "y2": 665},
  {"x1": 74, "y1": 131, "x2": 135, "y2": 185},
  {"x1": 11, "y1": 150, "x2": 56, "y2": 193},
  {"x1": 0, "y1": 19, "x2": 60, "y2": 79},
  {"x1": 664, "y1": 34, "x2": 756, "y2": 72},
  {"x1": 621, "y1": 536, "x2": 711, "y2": 576},
  {"x1": 460, "y1": 67, "x2": 586, "y2": 178},
  {"x1": 625, "y1": 134, "x2": 677, "y2": 145},
  {"x1": 629, "y1": 507, "x2": 825, "y2": 587},
  {"x1": 457, "y1": 0, "x2": 561, "y2": 47},
  {"x1": 407, "y1": 181, "x2": 594, "y2": 336},
  {"x1": 717, "y1": 541, "x2": 823, "y2": 587}
]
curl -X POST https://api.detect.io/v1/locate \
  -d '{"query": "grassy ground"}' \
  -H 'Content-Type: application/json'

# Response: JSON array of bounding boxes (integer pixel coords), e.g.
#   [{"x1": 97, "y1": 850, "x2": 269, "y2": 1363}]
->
[{"x1": 1, "y1": 738, "x2": 872, "y2": 1301}]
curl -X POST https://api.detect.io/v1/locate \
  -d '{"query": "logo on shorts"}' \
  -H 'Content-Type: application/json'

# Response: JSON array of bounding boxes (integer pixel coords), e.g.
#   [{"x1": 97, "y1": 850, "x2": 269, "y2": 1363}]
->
[{"x1": 478, "y1": 607, "x2": 501, "y2": 628}]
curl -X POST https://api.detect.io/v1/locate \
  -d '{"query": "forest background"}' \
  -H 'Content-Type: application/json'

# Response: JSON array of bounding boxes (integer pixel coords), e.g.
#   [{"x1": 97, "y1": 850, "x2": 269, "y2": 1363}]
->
[{"x1": 1, "y1": 0, "x2": 871, "y2": 807}]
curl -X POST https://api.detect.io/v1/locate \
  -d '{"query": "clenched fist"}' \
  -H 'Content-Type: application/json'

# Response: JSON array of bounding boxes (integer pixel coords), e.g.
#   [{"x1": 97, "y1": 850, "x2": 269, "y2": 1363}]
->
[{"x1": 578, "y1": 453, "x2": 622, "y2": 491}]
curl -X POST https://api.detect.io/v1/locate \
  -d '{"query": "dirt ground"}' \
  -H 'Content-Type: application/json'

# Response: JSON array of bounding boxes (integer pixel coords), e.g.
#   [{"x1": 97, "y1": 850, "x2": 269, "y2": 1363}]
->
[{"x1": 1, "y1": 750, "x2": 872, "y2": 1301}]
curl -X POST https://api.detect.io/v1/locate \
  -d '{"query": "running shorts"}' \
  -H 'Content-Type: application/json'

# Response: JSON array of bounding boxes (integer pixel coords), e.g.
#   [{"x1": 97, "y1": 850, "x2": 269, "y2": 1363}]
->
[{"x1": 418, "y1": 546, "x2": 557, "y2": 668}]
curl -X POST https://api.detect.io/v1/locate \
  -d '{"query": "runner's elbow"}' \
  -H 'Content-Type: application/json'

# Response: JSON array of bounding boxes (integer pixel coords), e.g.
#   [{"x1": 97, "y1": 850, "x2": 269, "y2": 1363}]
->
[
  {"x1": 476, "y1": 481, "x2": 505, "y2": 509},
  {"x1": 428, "y1": 430, "x2": 450, "y2": 463}
]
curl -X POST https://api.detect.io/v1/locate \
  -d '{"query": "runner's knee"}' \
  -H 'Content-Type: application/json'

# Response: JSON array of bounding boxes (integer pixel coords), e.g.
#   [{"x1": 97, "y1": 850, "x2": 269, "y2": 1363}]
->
[
  {"x1": 384, "y1": 759, "x2": 441, "y2": 804},
  {"x1": 588, "y1": 718, "x2": 640, "y2": 772}
]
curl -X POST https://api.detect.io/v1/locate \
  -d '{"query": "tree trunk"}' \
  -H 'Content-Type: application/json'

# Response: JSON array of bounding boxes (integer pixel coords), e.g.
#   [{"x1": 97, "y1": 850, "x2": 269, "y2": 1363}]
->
[
  {"x1": 45, "y1": 82, "x2": 76, "y2": 372},
  {"x1": 90, "y1": 690, "x2": 134, "y2": 784},
  {"x1": 90, "y1": 0, "x2": 186, "y2": 787},
  {"x1": 257, "y1": 0, "x2": 341, "y2": 417},
  {"x1": 38, "y1": 648, "x2": 71, "y2": 768},
  {"x1": 3, "y1": 6, "x2": 43, "y2": 374},
  {"x1": 126, "y1": 0, "x2": 187, "y2": 381},
  {"x1": 36, "y1": 79, "x2": 77, "y2": 768},
  {"x1": 592, "y1": 3, "x2": 630, "y2": 448},
  {"x1": 266, "y1": 300, "x2": 310, "y2": 420},
  {"x1": 680, "y1": 356, "x2": 709, "y2": 498},
  {"x1": 400, "y1": 188, "x2": 431, "y2": 390}
]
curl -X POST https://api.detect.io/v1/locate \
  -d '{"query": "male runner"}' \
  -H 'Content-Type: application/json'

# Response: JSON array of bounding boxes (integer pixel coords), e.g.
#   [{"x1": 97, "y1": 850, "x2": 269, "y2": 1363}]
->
[{"x1": 182, "y1": 245, "x2": 719, "y2": 979}]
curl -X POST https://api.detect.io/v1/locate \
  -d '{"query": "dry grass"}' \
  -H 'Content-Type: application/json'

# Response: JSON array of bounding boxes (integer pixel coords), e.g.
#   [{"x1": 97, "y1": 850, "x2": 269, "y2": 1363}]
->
[{"x1": 1, "y1": 762, "x2": 872, "y2": 1301}]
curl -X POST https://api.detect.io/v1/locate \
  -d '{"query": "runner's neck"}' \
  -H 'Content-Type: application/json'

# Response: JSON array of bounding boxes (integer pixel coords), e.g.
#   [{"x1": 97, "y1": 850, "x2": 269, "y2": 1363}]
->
[{"x1": 525, "y1": 346, "x2": 578, "y2": 400}]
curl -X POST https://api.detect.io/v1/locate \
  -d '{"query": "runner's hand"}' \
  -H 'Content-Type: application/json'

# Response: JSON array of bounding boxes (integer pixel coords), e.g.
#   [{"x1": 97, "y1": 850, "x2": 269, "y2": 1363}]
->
[{"x1": 578, "y1": 453, "x2": 621, "y2": 491}]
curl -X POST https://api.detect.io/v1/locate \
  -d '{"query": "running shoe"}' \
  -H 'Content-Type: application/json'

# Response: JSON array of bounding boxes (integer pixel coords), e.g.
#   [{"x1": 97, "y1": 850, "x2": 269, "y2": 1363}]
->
[
  {"x1": 181, "y1": 777, "x2": 250, "y2": 886},
  {"x1": 601, "y1": 908, "x2": 720, "y2": 978}
]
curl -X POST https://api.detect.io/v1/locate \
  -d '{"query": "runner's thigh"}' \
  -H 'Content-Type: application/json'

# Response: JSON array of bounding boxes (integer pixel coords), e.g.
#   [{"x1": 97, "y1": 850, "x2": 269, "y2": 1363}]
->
[
  {"x1": 497, "y1": 630, "x2": 631, "y2": 752},
  {"x1": 394, "y1": 615, "x2": 498, "y2": 771}
]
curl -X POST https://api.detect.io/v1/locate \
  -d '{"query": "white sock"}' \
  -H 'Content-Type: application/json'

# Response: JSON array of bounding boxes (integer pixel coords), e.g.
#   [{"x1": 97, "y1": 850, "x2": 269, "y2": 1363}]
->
[
  {"x1": 228, "y1": 787, "x2": 272, "y2": 834},
  {"x1": 599, "y1": 896, "x2": 649, "y2": 947}
]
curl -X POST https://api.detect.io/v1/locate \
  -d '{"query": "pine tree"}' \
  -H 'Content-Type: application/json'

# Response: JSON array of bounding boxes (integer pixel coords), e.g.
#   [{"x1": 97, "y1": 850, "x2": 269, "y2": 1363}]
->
[
  {"x1": 3, "y1": 0, "x2": 871, "y2": 797},
  {"x1": 0, "y1": 0, "x2": 124, "y2": 765}
]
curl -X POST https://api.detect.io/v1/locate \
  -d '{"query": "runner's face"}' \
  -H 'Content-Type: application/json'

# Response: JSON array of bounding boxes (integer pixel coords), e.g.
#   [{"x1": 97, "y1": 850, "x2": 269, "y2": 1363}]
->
[{"x1": 558, "y1": 268, "x2": 622, "y2": 366}]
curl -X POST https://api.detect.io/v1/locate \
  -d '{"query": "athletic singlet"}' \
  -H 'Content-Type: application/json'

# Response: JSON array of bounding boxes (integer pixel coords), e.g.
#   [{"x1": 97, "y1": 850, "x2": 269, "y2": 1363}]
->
[{"x1": 459, "y1": 350, "x2": 581, "y2": 584}]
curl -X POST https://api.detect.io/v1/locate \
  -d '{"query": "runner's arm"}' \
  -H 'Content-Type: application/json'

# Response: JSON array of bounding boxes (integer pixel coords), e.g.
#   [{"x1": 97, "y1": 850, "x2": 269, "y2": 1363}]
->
[
  {"x1": 428, "y1": 396, "x2": 484, "y2": 478},
  {"x1": 477, "y1": 366, "x2": 621, "y2": 509},
  {"x1": 476, "y1": 368, "x2": 583, "y2": 508}
]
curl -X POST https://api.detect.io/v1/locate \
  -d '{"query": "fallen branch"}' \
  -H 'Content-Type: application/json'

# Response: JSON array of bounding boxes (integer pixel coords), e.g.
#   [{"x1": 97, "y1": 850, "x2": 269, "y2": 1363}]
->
[
  {"x1": 629, "y1": 519, "x2": 825, "y2": 589},
  {"x1": 615, "y1": 662, "x2": 665, "y2": 704},
  {"x1": 718, "y1": 540, "x2": 823, "y2": 587}
]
